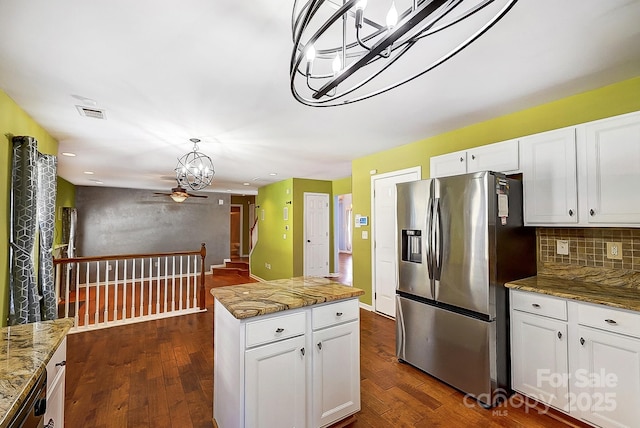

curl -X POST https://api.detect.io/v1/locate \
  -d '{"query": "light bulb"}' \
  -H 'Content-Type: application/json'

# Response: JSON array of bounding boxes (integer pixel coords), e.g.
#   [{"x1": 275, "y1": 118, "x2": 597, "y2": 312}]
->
[
  {"x1": 356, "y1": 0, "x2": 367, "y2": 10},
  {"x1": 386, "y1": 2, "x2": 398, "y2": 28},
  {"x1": 306, "y1": 44, "x2": 316, "y2": 62},
  {"x1": 332, "y1": 53, "x2": 341, "y2": 74}
]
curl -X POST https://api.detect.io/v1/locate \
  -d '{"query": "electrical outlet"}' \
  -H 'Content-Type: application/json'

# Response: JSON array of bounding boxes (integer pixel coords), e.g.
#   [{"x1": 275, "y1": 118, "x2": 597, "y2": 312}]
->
[
  {"x1": 556, "y1": 240, "x2": 569, "y2": 255},
  {"x1": 606, "y1": 242, "x2": 623, "y2": 260}
]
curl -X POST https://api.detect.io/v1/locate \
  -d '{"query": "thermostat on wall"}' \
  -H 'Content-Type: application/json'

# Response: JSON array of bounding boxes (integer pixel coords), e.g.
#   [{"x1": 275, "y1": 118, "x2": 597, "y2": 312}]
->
[{"x1": 354, "y1": 215, "x2": 368, "y2": 227}]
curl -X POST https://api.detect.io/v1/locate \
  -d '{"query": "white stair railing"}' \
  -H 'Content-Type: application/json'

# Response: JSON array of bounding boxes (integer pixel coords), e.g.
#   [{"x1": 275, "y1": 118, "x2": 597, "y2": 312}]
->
[{"x1": 54, "y1": 243, "x2": 207, "y2": 333}]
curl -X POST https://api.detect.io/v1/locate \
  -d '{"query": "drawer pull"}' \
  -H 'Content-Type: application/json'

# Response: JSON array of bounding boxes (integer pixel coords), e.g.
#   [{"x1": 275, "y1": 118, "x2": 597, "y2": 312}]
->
[
  {"x1": 590, "y1": 209, "x2": 595, "y2": 216},
  {"x1": 300, "y1": 347, "x2": 305, "y2": 356},
  {"x1": 55, "y1": 360, "x2": 66, "y2": 367},
  {"x1": 275, "y1": 328, "x2": 284, "y2": 333},
  {"x1": 604, "y1": 319, "x2": 617, "y2": 325},
  {"x1": 580, "y1": 337, "x2": 585, "y2": 346},
  {"x1": 336, "y1": 312, "x2": 343, "y2": 317},
  {"x1": 568, "y1": 209, "x2": 574, "y2": 216},
  {"x1": 557, "y1": 331, "x2": 562, "y2": 339},
  {"x1": 531, "y1": 303, "x2": 541, "y2": 309},
  {"x1": 317, "y1": 342, "x2": 322, "y2": 351}
]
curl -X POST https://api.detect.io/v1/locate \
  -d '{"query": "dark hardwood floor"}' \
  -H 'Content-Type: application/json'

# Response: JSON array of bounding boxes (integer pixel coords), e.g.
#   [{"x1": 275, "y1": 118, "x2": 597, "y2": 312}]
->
[{"x1": 65, "y1": 272, "x2": 574, "y2": 428}]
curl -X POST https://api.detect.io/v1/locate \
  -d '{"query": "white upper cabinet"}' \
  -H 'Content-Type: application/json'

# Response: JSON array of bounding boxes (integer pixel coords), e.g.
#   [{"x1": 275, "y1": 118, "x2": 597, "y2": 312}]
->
[
  {"x1": 520, "y1": 127, "x2": 578, "y2": 225},
  {"x1": 467, "y1": 139, "x2": 519, "y2": 173},
  {"x1": 430, "y1": 150, "x2": 467, "y2": 178},
  {"x1": 430, "y1": 139, "x2": 519, "y2": 178},
  {"x1": 521, "y1": 110, "x2": 640, "y2": 227},
  {"x1": 583, "y1": 112, "x2": 640, "y2": 224}
]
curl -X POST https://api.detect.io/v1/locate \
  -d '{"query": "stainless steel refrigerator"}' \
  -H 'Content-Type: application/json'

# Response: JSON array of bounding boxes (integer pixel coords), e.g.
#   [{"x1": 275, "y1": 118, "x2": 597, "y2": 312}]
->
[{"x1": 395, "y1": 171, "x2": 535, "y2": 406}]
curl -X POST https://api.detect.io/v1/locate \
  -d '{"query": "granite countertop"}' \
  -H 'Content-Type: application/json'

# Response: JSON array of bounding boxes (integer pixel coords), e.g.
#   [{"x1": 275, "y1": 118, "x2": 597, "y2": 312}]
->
[
  {"x1": 210, "y1": 276, "x2": 364, "y2": 319},
  {"x1": 505, "y1": 276, "x2": 640, "y2": 312},
  {"x1": 0, "y1": 318, "x2": 74, "y2": 428}
]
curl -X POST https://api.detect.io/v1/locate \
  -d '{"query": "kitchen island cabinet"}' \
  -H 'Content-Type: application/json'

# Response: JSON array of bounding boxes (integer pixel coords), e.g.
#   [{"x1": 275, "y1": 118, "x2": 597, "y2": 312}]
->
[
  {"x1": 0, "y1": 318, "x2": 74, "y2": 428},
  {"x1": 211, "y1": 277, "x2": 364, "y2": 428}
]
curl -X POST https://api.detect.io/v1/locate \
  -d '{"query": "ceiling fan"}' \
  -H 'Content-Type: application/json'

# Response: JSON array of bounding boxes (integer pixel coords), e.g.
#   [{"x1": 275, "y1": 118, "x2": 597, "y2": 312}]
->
[{"x1": 154, "y1": 183, "x2": 208, "y2": 203}]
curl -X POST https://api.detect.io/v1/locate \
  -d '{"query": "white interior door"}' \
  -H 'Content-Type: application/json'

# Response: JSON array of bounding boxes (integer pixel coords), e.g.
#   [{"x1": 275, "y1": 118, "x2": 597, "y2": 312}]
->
[
  {"x1": 305, "y1": 193, "x2": 330, "y2": 277},
  {"x1": 372, "y1": 167, "x2": 421, "y2": 317}
]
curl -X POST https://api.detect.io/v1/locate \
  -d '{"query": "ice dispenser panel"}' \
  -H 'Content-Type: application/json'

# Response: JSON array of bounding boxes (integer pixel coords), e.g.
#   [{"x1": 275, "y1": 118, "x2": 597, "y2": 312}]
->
[{"x1": 401, "y1": 230, "x2": 422, "y2": 263}]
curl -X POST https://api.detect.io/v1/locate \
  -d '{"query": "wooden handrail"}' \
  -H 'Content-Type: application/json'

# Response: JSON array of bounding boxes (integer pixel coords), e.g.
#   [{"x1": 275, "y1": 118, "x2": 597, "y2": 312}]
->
[{"x1": 53, "y1": 244, "x2": 205, "y2": 264}]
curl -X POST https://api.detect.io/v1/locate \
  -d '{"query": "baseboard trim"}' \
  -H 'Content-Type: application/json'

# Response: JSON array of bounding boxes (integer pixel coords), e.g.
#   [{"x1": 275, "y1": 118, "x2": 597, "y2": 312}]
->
[
  {"x1": 249, "y1": 274, "x2": 266, "y2": 282},
  {"x1": 359, "y1": 302, "x2": 373, "y2": 311}
]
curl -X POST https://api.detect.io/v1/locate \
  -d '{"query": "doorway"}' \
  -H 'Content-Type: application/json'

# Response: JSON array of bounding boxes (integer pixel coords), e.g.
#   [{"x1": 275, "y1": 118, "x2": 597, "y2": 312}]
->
[
  {"x1": 334, "y1": 193, "x2": 353, "y2": 285},
  {"x1": 230, "y1": 204, "x2": 242, "y2": 258}
]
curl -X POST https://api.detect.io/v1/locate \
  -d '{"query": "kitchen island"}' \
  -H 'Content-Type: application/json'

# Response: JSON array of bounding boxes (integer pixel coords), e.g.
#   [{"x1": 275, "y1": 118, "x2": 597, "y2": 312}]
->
[
  {"x1": 211, "y1": 277, "x2": 364, "y2": 428},
  {"x1": 0, "y1": 318, "x2": 74, "y2": 428}
]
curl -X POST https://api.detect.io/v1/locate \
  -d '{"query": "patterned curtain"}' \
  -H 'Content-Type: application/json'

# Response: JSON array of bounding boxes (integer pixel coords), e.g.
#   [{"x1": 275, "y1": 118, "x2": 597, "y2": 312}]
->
[
  {"x1": 37, "y1": 153, "x2": 58, "y2": 320},
  {"x1": 9, "y1": 136, "x2": 58, "y2": 325}
]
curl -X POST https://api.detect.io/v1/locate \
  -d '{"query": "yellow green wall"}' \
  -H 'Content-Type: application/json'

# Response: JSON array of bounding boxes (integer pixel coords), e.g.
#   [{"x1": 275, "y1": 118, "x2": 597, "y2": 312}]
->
[
  {"x1": 252, "y1": 178, "x2": 334, "y2": 280},
  {"x1": 231, "y1": 194, "x2": 255, "y2": 256},
  {"x1": 332, "y1": 176, "x2": 352, "y2": 196},
  {"x1": 1, "y1": 89, "x2": 59, "y2": 326},
  {"x1": 352, "y1": 76, "x2": 640, "y2": 305}
]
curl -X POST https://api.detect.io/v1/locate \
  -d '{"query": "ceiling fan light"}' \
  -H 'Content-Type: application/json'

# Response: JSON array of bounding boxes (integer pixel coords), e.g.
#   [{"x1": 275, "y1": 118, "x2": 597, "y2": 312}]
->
[{"x1": 170, "y1": 193, "x2": 188, "y2": 203}]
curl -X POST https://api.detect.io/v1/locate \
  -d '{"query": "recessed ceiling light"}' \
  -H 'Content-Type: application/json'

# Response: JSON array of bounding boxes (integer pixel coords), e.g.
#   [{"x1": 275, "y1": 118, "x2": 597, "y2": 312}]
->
[
  {"x1": 252, "y1": 177, "x2": 260, "y2": 181},
  {"x1": 90, "y1": 179, "x2": 104, "y2": 185},
  {"x1": 84, "y1": 171, "x2": 94, "y2": 175},
  {"x1": 243, "y1": 182, "x2": 250, "y2": 186},
  {"x1": 269, "y1": 173, "x2": 277, "y2": 176},
  {"x1": 61, "y1": 152, "x2": 76, "y2": 157}
]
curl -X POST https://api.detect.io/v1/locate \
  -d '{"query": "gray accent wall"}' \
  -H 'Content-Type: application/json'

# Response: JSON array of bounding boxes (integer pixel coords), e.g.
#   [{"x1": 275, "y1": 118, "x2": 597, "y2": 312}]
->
[{"x1": 75, "y1": 186, "x2": 230, "y2": 268}]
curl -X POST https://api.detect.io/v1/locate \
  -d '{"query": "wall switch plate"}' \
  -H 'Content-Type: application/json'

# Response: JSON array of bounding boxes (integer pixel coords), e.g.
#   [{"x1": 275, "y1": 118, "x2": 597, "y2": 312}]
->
[
  {"x1": 606, "y1": 242, "x2": 623, "y2": 260},
  {"x1": 362, "y1": 230, "x2": 368, "y2": 239},
  {"x1": 556, "y1": 240, "x2": 569, "y2": 255}
]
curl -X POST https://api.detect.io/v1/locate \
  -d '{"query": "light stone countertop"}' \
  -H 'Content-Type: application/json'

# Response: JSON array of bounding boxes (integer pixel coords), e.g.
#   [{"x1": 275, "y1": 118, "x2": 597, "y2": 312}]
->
[
  {"x1": 0, "y1": 318, "x2": 74, "y2": 428},
  {"x1": 505, "y1": 275, "x2": 640, "y2": 312},
  {"x1": 210, "y1": 276, "x2": 364, "y2": 319}
]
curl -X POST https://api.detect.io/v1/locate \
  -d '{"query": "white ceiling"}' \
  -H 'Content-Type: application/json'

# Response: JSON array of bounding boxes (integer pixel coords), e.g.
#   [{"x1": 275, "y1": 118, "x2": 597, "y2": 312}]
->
[{"x1": 1, "y1": 0, "x2": 639, "y2": 195}]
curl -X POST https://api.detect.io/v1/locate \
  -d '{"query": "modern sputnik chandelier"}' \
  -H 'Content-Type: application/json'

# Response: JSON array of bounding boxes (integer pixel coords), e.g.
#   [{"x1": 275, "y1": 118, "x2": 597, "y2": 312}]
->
[
  {"x1": 290, "y1": 0, "x2": 518, "y2": 107},
  {"x1": 174, "y1": 138, "x2": 215, "y2": 191}
]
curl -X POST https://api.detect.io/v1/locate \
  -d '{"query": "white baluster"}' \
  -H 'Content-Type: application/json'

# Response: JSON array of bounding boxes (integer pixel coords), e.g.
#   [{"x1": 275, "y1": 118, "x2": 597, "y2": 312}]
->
[
  {"x1": 140, "y1": 258, "x2": 145, "y2": 317},
  {"x1": 114, "y1": 260, "x2": 119, "y2": 322},
  {"x1": 95, "y1": 261, "x2": 100, "y2": 326},
  {"x1": 74, "y1": 262, "x2": 80, "y2": 327},
  {"x1": 193, "y1": 255, "x2": 198, "y2": 309},
  {"x1": 123, "y1": 259, "x2": 128, "y2": 322},
  {"x1": 104, "y1": 261, "x2": 109, "y2": 325},
  {"x1": 148, "y1": 257, "x2": 153, "y2": 316},
  {"x1": 186, "y1": 255, "x2": 191, "y2": 309},
  {"x1": 171, "y1": 256, "x2": 176, "y2": 312},
  {"x1": 179, "y1": 256, "x2": 184, "y2": 311},
  {"x1": 84, "y1": 262, "x2": 90, "y2": 328}
]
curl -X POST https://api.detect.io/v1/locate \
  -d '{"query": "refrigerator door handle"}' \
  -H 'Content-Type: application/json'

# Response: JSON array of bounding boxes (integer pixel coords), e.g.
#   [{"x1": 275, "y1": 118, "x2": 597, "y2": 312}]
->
[
  {"x1": 426, "y1": 198, "x2": 434, "y2": 281},
  {"x1": 433, "y1": 197, "x2": 442, "y2": 281}
]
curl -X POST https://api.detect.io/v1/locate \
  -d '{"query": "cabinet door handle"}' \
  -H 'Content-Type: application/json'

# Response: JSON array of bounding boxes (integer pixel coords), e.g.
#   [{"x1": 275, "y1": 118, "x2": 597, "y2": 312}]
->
[
  {"x1": 317, "y1": 342, "x2": 322, "y2": 350},
  {"x1": 336, "y1": 312, "x2": 343, "y2": 317},
  {"x1": 568, "y1": 209, "x2": 574, "y2": 216},
  {"x1": 557, "y1": 331, "x2": 562, "y2": 339},
  {"x1": 300, "y1": 347, "x2": 305, "y2": 356},
  {"x1": 531, "y1": 303, "x2": 541, "y2": 309},
  {"x1": 460, "y1": 157, "x2": 464, "y2": 162},
  {"x1": 275, "y1": 328, "x2": 284, "y2": 333},
  {"x1": 471, "y1": 155, "x2": 476, "y2": 160},
  {"x1": 590, "y1": 209, "x2": 595, "y2": 216},
  {"x1": 580, "y1": 337, "x2": 585, "y2": 346},
  {"x1": 55, "y1": 360, "x2": 66, "y2": 367},
  {"x1": 604, "y1": 319, "x2": 617, "y2": 325}
]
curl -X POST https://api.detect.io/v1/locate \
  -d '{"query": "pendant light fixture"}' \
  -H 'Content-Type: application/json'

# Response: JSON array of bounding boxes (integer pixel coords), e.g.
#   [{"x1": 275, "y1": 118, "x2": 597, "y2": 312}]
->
[
  {"x1": 290, "y1": 0, "x2": 518, "y2": 107},
  {"x1": 175, "y1": 138, "x2": 215, "y2": 191}
]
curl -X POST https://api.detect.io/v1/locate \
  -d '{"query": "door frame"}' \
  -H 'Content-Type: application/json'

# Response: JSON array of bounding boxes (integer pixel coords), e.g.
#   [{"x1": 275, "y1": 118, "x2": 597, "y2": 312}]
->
[
  {"x1": 304, "y1": 192, "x2": 330, "y2": 277},
  {"x1": 370, "y1": 166, "x2": 421, "y2": 315}
]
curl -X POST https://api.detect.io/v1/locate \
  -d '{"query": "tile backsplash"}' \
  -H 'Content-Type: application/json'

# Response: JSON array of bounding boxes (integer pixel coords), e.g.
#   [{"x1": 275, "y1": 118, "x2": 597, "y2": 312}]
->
[{"x1": 538, "y1": 228, "x2": 640, "y2": 272}]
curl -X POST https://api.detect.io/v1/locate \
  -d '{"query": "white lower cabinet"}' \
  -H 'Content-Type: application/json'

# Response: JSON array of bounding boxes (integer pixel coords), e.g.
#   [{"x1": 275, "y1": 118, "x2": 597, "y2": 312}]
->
[
  {"x1": 574, "y1": 324, "x2": 640, "y2": 427},
  {"x1": 312, "y1": 321, "x2": 360, "y2": 428},
  {"x1": 511, "y1": 310, "x2": 569, "y2": 411},
  {"x1": 44, "y1": 336, "x2": 67, "y2": 428},
  {"x1": 245, "y1": 335, "x2": 307, "y2": 428},
  {"x1": 510, "y1": 290, "x2": 640, "y2": 428},
  {"x1": 213, "y1": 298, "x2": 361, "y2": 428}
]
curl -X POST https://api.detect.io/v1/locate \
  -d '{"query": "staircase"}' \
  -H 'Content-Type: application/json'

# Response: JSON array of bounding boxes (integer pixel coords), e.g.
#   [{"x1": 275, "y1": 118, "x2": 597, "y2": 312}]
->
[{"x1": 212, "y1": 259, "x2": 250, "y2": 277}]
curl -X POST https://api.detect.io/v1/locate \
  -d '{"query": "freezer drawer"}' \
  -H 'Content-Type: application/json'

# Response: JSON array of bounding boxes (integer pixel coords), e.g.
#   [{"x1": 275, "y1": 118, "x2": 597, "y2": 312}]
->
[{"x1": 396, "y1": 295, "x2": 503, "y2": 405}]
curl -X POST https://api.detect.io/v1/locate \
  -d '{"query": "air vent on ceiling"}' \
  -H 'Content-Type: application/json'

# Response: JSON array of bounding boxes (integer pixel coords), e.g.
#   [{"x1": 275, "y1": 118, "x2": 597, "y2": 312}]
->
[{"x1": 76, "y1": 105, "x2": 106, "y2": 120}]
